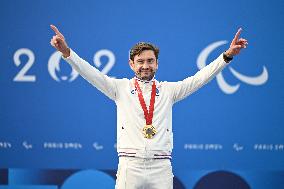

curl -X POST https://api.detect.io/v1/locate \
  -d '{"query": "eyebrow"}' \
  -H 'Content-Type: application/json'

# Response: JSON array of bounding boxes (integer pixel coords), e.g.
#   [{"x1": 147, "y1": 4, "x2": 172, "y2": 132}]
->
[{"x1": 137, "y1": 58, "x2": 155, "y2": 61}]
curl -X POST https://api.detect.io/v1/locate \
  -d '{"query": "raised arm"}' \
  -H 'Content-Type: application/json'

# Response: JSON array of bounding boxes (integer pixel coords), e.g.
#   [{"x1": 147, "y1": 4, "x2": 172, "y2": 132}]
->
[
  {"x1": 50, "y1": 24, "x2": 117, "y2": 100},
  {"x1": 171, "y1": 28, "x2": 248, "y2": 103}
]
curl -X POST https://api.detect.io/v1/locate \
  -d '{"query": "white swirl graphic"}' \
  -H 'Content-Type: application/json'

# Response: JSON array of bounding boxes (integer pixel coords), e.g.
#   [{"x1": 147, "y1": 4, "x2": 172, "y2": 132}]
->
[
  {"x1": 48, "y1": 51, "x2": 79, "y2": 82},
  {"x1": 229, "y1": 66, "x2": 268, "y2": 85},
  {"x1": 197, "y1": 41, "x2": 268, "y2": 94}
]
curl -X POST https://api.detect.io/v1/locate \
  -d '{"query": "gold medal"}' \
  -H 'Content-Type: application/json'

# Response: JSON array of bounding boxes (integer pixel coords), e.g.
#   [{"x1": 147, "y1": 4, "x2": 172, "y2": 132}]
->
[{"x1": 142, "y1": 125, "x2": 157, "y2": 139}]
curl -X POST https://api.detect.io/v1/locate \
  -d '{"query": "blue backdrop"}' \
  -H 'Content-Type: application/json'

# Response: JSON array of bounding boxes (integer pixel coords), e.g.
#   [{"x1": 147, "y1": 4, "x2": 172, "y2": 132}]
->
[{"x1": 0, "y1": 0, "x2": 283, "y2": 188}]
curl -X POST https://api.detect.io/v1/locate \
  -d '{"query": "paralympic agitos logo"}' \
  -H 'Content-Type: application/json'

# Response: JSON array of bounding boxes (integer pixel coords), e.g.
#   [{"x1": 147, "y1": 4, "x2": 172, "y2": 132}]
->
[{"x1": 197, "y1": 41, "x2": 268, "y2": 94}]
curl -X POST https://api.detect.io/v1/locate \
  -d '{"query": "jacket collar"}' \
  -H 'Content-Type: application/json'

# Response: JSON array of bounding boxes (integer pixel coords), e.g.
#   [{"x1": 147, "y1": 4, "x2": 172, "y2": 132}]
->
[{"x1": 134, "y1": 76, "x2": 156, "y2": 84}]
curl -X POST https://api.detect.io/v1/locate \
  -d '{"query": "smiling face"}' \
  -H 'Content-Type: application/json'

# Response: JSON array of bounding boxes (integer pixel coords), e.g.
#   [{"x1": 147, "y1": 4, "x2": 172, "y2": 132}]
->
[{"x1": 129, "y1": 50, "x2": 158, "y2": 81}]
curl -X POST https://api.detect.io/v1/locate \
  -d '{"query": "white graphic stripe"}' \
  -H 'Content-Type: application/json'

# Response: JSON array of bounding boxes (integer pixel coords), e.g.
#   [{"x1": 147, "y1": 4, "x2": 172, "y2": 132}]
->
[
  {"x1": 216, "y1": 73, "x2": 240, "y2": 94},
  {"x1": 229, "y1": 66, "x2": 268, "y2": 85}
]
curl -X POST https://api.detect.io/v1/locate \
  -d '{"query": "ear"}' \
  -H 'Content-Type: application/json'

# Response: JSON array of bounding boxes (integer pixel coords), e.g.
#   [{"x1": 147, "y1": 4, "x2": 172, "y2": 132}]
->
[{"x1": 129, "y1": 59, "x2": 135, "y2": 71}]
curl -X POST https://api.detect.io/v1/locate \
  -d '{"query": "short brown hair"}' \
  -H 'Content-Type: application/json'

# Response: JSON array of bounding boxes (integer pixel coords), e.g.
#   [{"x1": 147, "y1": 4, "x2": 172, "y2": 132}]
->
[{"x1": 129, "y1": 42, "x2": 159, "y2": 61}]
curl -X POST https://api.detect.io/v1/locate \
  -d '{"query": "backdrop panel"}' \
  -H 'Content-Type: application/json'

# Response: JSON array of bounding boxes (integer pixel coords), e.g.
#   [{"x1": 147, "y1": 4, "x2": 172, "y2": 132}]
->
[{"x1": 0, "y1": 0, "x2": 283, "y2": 188}]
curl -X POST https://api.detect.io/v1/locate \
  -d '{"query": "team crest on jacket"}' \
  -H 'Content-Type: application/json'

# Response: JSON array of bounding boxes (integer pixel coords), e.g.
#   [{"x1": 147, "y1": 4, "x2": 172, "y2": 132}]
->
[
  {"x1": 156, "y1": 88, "x2": 160, "y2": 96},
  {"x1": 131, "y1": 89, "x2": 136, "y2": 94}
]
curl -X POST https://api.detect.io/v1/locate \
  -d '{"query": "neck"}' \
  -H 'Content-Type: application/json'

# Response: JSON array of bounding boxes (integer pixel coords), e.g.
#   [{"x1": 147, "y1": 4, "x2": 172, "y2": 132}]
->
[{"x1": 135, "y1": 75, "x2": 155, "y2": 82}]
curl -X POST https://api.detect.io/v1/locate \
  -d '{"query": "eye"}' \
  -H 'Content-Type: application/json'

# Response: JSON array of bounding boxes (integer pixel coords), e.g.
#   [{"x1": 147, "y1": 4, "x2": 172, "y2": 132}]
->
[{"x1": 147, "y1": 59, "x2": 155, "y2": 64}]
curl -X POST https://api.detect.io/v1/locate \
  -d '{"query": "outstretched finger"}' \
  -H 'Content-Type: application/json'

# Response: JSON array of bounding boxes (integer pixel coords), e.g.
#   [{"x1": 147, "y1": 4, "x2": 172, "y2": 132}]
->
[
  {"x1": 50, "y1": 24, "x2": 61, "y2": 35},
  {"x1": 232, "y1": 28, "x2": 242, "y2": 44}
]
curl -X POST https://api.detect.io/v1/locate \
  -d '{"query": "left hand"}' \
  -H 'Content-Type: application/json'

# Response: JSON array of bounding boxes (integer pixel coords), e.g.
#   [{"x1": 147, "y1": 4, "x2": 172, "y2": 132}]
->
[{"x1": 225, "y1": 28, "x2": 248, "y2": 57}]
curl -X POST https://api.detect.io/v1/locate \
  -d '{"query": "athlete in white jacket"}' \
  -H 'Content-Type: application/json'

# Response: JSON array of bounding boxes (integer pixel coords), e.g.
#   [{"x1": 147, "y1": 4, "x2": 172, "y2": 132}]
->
[{"x1": 50, "y1": 25, "x2": 248, "y2": 189}]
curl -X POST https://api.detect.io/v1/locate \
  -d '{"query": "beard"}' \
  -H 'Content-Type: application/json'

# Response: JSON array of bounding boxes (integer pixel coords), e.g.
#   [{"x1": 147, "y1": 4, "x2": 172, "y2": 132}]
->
[{"x1": 135, "y1": 68, "x2": 156, "y2": 81}]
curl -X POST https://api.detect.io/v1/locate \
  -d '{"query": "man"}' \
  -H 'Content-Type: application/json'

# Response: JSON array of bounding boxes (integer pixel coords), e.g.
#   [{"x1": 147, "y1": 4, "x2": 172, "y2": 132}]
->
[{"x1": 50, "y1": 25, "x2": 248, "y2": 189}]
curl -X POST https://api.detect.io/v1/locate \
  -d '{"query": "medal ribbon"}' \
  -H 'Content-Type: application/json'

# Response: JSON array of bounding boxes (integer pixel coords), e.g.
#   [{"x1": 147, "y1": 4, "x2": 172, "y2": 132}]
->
[{"x1": 134, "y1": 79, "x2": 156, "y2": 125}]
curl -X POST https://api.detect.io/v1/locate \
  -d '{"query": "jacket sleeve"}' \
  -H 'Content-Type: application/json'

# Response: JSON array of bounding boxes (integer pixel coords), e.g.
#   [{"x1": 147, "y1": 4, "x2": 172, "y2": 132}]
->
[
  {"x1": 63, "y1": 49, "x2": 117, "y2": 101},
  {"x1": 170, "y1": 53, "x2": 228, "y2": 103}
]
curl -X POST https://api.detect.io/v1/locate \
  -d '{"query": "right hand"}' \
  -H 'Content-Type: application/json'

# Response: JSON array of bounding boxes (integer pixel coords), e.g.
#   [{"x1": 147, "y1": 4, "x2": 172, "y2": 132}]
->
[
  {"x1": 225, "y1": 28, "x2": 248, "y2": 57},
  {"x1": 50, "y1": 24, "x2": 70, "y2": 58}
]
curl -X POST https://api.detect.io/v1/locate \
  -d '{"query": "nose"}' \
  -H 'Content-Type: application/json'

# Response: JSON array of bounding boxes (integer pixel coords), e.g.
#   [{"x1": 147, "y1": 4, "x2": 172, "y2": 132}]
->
[{"x1": 142, "y1": 63, "x2": 150, "y2": 69}]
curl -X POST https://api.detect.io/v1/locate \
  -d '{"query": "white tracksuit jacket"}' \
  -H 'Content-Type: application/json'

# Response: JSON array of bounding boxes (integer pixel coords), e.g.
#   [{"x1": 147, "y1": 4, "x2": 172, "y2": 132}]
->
[{"x1": 64, "y1": 49, "x2": 228, "y2": 159}]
